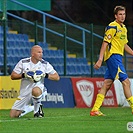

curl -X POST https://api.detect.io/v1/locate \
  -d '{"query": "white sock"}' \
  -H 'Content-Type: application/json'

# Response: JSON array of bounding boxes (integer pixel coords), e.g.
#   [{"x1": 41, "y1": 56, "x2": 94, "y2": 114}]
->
[
  {"x1": 32, "y1": 94, "x2": 42, "y2": 114},
  {"x1": 42, "y1": 90, "x2": 47, "y2": 99},
  {"x1": 19, "y1": 105, "x2": 34, "y2": 117}
]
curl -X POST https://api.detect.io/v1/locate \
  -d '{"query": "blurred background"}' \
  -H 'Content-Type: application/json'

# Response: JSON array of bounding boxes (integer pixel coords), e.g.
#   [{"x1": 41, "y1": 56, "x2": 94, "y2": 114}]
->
[{"x1": 0, "y1": 0, "x2": 133, "y2": 77}]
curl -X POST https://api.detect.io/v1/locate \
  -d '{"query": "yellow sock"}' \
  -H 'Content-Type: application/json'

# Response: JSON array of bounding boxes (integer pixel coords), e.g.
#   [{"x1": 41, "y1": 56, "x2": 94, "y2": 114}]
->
[
  {"x1": 127, "y1": 96, "x2": 133, "y2": 111},
  {"x1": 92, "y1": 93, "x2": 105, "y2": 111}
]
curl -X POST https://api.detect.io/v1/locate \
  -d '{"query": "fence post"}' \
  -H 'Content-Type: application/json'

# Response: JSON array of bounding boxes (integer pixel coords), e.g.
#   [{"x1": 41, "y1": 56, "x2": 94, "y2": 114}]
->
[
  {"x1": 63, "y1": 23, "x2": 67, "y2": 76},
  {"x1": 34, "y1": 20, "x2": 38, "y2": 45},
  {"x1": 2, "y1": 0, "x2": 8, "y2": 75},
  {"x1": 124, "y1": 53, "x2": 127, "y2": 72},
  {"x1": 82, "y1": 30, "x2": 86, "y2": 58},
  {"x1": 43, "y1": 14, "x2": 46, "y2": 43},
  {"x1": 90, "y1": 23, "x2": 94, "y2": 77}
]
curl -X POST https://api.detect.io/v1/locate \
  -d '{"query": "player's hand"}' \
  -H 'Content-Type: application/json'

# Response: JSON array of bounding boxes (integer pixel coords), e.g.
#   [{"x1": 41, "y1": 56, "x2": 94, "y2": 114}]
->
[
  {"x1": 35, "y1": 70, "x2": 49, "y2": 78},
  {"x1": 33, "y1": 70, "x2": 44, "y2": 82},
  {"x1": 22, "y1": 71, "x2": 34, "y2": 80},
  {"x1": 94, "y1": 59, "x2": 102, "y2": 69}
]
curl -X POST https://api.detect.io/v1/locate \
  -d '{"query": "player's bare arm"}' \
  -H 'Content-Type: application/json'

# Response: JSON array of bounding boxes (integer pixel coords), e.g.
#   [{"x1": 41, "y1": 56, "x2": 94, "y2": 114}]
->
[
  {"x1": 11, "y1": 71, "x2": 23, "y2": 80},
  {"x1": 94, "y1": 41, "x2": 108, "y2": 69},
  {"x1": 48, "y1": 72, "x2": 60, "y2": 81},
  {"x1": 124, "y1": 44, "x2": 133, "y2": 56}
]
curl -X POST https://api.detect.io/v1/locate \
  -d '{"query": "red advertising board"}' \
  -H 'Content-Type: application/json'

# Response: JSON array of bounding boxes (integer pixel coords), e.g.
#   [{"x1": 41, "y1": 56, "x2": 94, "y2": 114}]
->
[{"x1": 71, "y1": 78, "x2": 118, "y2": 108}]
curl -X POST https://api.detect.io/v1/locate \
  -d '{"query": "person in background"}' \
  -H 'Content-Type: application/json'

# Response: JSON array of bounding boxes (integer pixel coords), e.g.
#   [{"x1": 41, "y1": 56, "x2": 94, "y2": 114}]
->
[
  {"x1": 90, "y1": 5, "x2": 133, "y2": 116},
  {"x1": 10, "y1": 45, "x2": 60, "y2": 118}
]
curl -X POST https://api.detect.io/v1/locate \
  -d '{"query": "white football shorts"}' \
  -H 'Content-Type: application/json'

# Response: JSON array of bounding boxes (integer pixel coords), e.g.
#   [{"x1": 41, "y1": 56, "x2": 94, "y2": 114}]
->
[{"x1": 11, "y1": 84, "x2": 47, "y2": 111}]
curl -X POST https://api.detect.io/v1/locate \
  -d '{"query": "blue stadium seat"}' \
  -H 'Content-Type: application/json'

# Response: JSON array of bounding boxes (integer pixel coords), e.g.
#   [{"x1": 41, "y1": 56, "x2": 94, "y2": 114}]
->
[
  {"x1": 54, "y1": 50, "x2": 64, "y2": 58},
  {"x1": 19, "y1": 47, "x2": 30, "y2": 57},
  {"x1": 66, "y1": 58, "x2": 77, "y2": 65},
  {"x1": 66, "y1": 64, "x2": 77, "y2": 75},
  {"x1": 0, "y1": 55, "x2": 3, "y2": 66},
  {"x1": 76, "y1": 65, "x2": 85, "y2": 75},
  {"x1": 38, "y1": 42, "x2": 48, "y2": 49},
  {"x1": 7, "y1": 40, "x2": 16, "y2": 48},
  {"x1": 25, "y1": 41, "x2": 34, "y2": 48},
  {"x1": 7, "y1": 56, "x2": 13, "y2": 66},
  {"x1": 76, "y1": 58, "x2": 88, "y2": 65},
  {"x1": 7, "y1": 33, "x2": 15, "y2": 41},
  {"x1": 57, "y1": 57, "x2": 64, "y2": 65},
  {"x1": 0, "y1": 46, "x2": 3, "y2": 54},
  {"x1": 0, "y1": 33, "x2": 3, "y2": 41},
  {"x1": 22, "y1": 34, "x2": 29, "y2": 41},
  {"x1": 93, "y1": 66, "x2": 106, "y2": 76},
  {"x1": 82, "y1": 65, "x2": 91, "y2": 75},
  {"x1": 0, "y1": 40, "x2": 3, "y2": 49},
  {"x1": 46, "y1": 57, "x2": 57, "y2": 65},
  {"x1": 54, "y1": 65, "x2": 64, "y2": 75},
  {"x1": 66, "y1": 65, "x2": 73, "y2": 75},
  {"x1": 7, "y1": 47, "x2": 14, "y2": 56},
  {"x1": 17, "y1": 34, "x2": 27, "y2": 41},
  {"x1": 0, "y1": 26, "x2": 3, "y2": 33}
]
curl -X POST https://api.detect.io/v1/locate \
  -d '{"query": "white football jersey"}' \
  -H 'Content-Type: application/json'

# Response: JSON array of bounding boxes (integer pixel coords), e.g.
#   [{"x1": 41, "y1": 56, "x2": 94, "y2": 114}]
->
[{"x1": 13, "y1": 57, "x2": 56, "y2": 96}]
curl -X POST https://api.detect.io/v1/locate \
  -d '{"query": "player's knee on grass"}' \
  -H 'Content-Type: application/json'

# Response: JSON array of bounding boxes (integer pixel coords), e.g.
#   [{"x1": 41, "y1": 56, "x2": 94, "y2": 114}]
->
[{"x1": 10, "y1": 109, "x2": 21, "y2": 118}]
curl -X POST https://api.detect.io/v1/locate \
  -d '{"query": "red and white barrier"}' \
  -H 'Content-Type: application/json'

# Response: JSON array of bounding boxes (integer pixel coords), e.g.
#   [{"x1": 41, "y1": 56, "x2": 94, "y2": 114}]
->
[{"x1": 71, "y1": 78, "x2": 118, "y2": 108}]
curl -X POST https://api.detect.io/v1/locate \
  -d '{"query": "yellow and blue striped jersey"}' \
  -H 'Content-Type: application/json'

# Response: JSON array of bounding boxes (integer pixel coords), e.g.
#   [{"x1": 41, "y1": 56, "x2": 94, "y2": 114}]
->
[{"x1": 103, "y1": 21, "x2": 128, "y2": 61}]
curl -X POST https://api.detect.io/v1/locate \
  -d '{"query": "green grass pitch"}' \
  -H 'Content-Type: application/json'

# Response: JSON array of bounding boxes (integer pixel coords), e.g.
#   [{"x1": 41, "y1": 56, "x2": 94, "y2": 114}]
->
[{"x1": 0, "y1": 107, "x2": 132, "y2": 133}]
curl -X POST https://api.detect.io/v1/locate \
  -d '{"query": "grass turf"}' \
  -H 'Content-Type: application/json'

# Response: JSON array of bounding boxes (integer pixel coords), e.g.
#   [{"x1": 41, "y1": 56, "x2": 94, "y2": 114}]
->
[{"x1": 0, "y1": 107, "x2": 132, "y2": 133}]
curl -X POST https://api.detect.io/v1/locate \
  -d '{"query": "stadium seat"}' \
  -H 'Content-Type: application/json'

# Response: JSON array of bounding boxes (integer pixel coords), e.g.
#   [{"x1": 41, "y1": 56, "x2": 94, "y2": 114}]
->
[
  {"x1": 7, "y1": 33, "x2": 15, "y2": 41},
  {"x1": 66, "y1": 65, "x2": 73, "y2": 75},
  {"x1": 38, "y1": 42, "x2": 48, "y2": 49},
  {"x1": 22, "y1": 34, "x2": 29, "y2": 41},
  {"x1": 76, "y1": 58, "x2": 88, "y2": 65},
  {"x1": 0, "y1": 47, "x2": 3, "y2": 56},
  {"x1": 54, "y1": 65, "x2": 64, "y2": 75},
  {"x1": 0, "y1": 55, "x2": 3, "y2": 66},
  {"x1": 82, "y1": 65, "x2": 91, "y2": 75},
  {"x1": 57, "y1": 57, "x2": 64, "y2": 65},
  {"x1": 0, "y1": 26, "x2": 3, "y2": 33},
  {"x1": 7, "y1": 47, "x2": 14, "y2": 56},
  {"x1": 55, "y1": 50, "x2": 64, "y2": 58},
  {"x1": 43, "y1": 49, "x2": 56, "y2": 58},
  {"x1": 66, "y1": 58, "x2": 76, "y2": 65},
  {"x1": 0, "y1": 33, "x2": 3, "y2": 41},
  {"x1": 7, "y1": 40, "x2": 16, "y2": 48}
]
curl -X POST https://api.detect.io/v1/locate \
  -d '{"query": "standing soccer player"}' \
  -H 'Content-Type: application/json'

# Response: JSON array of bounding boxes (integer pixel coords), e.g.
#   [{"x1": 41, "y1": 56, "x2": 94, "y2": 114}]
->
[
  {"x1": 90, "y1": 5, "x2": 133, "y2": 116},
  {"x1": 10, "y1": 45, "x2": 60, "y2": 118}
]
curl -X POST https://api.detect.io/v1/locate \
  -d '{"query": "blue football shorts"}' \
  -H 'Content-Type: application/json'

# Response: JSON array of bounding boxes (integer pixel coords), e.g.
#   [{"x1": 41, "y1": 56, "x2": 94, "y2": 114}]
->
[{"x1": 104, "y1": 54, "x2": 128, "y2": 82}]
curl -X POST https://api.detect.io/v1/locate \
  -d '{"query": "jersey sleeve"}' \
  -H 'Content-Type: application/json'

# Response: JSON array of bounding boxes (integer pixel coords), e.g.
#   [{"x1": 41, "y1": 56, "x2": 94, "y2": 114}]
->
[
  {"x1": 45, "y1": 62, "x2": 56, "y2": 74},
  {"x1": 103, "y1": 25, "x2": 117, "y2": 43},
  {"x1": 13, "y1": 60, "x2": 23, "y2": 74}
]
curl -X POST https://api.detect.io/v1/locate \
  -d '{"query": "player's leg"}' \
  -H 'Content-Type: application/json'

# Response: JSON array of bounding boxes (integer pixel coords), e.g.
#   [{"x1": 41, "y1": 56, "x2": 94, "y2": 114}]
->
[
  {"x1": 121, "y1": 78, "x2": 133, "y2": 114},
  {"x1": 19, "y1": 105, "x2": 34, "y2": 117},
  {"x1": 90, "y1": 79, "x2": 113, "y2": 116},
  {"x1": 10, "y1": 96, "x2": 33, "y2": 118},
  {"x1": 90, "y1": 54, "x2": 125, "y2": 116},
  {"x1": 117, "y1": 56, "x2": 133, "y2": 114},
  {"x1": 42, "y1": 87, "x2": 47, "y2": 100},
  {"x1": 10, "y1": 105, "x2": 34, "y2": 118},
  {"x1": 10, "y1": 109, "x2": 21, "y2": 118},
  {"x1": 32, "y1": 86, "x2": 44, "y2": 117}
]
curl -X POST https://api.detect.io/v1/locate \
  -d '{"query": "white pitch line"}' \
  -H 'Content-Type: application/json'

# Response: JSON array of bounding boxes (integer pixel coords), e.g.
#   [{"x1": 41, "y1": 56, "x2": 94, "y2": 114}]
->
[
  {"x1": 0, "y1": 114, "x2": 88, "y2": 123},
  {"x1": 0, "y1": 118, "x2": 34, "y2": 122}
]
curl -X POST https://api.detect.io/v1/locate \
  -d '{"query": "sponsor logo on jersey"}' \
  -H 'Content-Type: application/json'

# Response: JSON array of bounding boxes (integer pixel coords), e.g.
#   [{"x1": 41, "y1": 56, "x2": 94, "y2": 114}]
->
[
  {"x1": 107, "y1": 34, "x2": 112, "y2": 39},
  {"x1": 120, "y1": 34, "x2": 126, "y2": 39}
]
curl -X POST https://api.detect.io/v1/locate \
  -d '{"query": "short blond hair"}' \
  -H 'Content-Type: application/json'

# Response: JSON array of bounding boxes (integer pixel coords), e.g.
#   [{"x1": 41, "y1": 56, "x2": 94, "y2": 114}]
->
[{"x1": 114, "y1": 6, "x2": 126, "y2": 15}]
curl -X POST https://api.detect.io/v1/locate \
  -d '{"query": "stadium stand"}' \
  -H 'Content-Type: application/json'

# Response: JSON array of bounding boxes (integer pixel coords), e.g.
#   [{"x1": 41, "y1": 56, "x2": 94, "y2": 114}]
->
[
  {"x1": 2, "y1": 25, "x2": 132, "y2": 77},
  {"x1": 0, "y1": 25, "x2": 107, "y2": 76}
]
